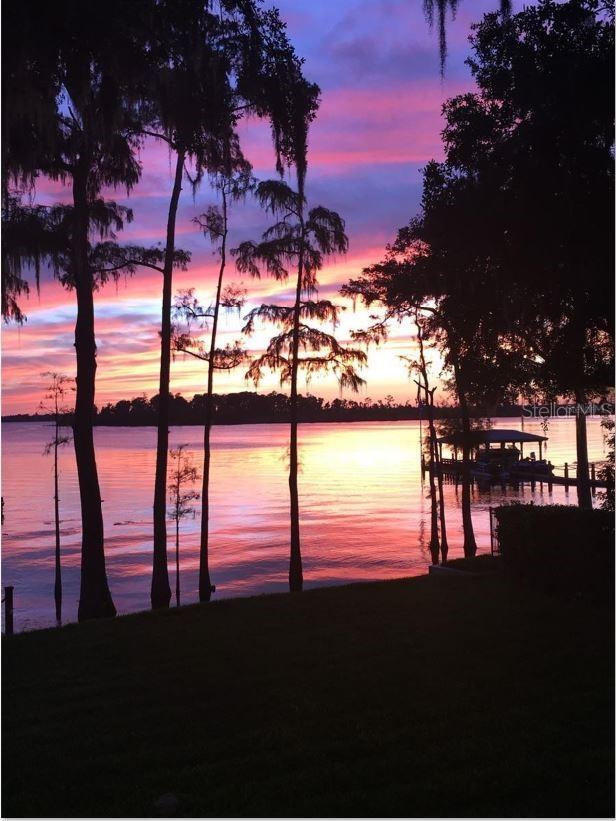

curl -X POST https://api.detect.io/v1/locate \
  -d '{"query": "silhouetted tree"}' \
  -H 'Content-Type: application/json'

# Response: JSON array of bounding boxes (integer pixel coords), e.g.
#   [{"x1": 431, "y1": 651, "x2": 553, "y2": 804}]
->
[
  {"x1": 144, "y1": 8, "x2": 224, "y2": 609},
  {"x1": 145, "y1": 1, "x2": 319, "y2": 609},
  {"x1": 346, "y1": 0, "x2": 611, "y2": 544},
  {"x1": 413, "y1": 314, "x2": 448, "y2": 563},
  {"x1": 342, "y1": 287, "x2": 449, "y2": 562},
  {"x1": 2, "y1": 0, "x2": 68, "y2": 322},
  {"x1": 168, "y1": 445, "x2": 200, "y2": 608},
  {"x1": 439, "y1": 0, "x2": 614, "y2": 508},
  {"x1": 342, "y1": 224, "x2": 516, "y2": 559},
  {"x1": 2, "y1": 0, "x2": 167, "y2": 619},
  {"x1": 172, "y1": 156, "x2": 252, "y2": 602},
  {"x1": 1, "y1": 196, "x2": 70, "y2": 323},
  {"x1": 415, "y1": 377, "x2": 440, "y2": 565},
  {"x1": 1, "y1": 197, "x2": 188, "y2": 621},
  {"x1": 235, "y1": 180, "x2": 366, "y2": 591},
  {"x1": 40, "y1": 373, "x2": 73, "y2": 625}
]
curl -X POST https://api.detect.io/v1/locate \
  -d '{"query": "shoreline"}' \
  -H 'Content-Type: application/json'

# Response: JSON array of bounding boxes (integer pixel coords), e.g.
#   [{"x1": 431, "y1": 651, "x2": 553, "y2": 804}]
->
[
  {"x1": 6, "y1": 556, "x2": 503, "y2": 638},
  {"x1": 4, "y1": 410, "x2": 609, "y2": 427}
]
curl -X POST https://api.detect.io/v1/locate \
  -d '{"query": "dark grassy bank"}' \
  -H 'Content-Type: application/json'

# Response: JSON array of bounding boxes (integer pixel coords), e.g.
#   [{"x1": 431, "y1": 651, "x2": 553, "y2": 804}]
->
[{"x1": 3, "y1": 574, "x2": 613, "y2": 817}]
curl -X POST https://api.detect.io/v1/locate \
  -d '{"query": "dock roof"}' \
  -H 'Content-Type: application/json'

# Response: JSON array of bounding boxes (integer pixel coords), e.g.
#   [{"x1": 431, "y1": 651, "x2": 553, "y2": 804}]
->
[{"x1": 437, "y1": 428, "x2": 548, "y2": 446}]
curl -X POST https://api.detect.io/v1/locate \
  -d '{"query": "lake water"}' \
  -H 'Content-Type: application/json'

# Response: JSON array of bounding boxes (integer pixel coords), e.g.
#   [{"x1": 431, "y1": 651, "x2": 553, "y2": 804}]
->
[{"x1": 1, "y1": 417, "x2": 608, "y2": 631}]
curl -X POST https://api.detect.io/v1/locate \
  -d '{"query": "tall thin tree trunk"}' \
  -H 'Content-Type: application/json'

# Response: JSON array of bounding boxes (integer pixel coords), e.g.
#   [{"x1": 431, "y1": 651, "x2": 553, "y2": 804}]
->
[
  {"x1": 453, "y1": 358, "x2": 477, "y2": 558},
  {"x1": 416, "y1": 321, "x2": 439, "y2": 563},
  {"x1": 430, "y1": 390, "x2": 449, "y2": 562},
  {"x1": 175, "y1": 516, "x2": 180, "y2": 608},
  {"x1": 419, "y1": 307, "x2": 448, "y2": 558},
  {"x1": 53, "y1": 408, "x2": 62, "y2": 626},
  {"x1": 288, "y1": 209, "x2": 305, "y2": 593},
  {"x1": 199, "y1": 190, "x2": 227, "y2": 603},
  {"x1": 73, "y1": 161, "x2": 116, "y2": 622},
  {"x1": 575, "y1": 388, "x2": 592, "y2": 510},
  {"x1": 152, "y1": 149, "x2": 185, "y2": 609},
  {"x1": 426, "y1": 426, "x2": 440, "y2": 564}
]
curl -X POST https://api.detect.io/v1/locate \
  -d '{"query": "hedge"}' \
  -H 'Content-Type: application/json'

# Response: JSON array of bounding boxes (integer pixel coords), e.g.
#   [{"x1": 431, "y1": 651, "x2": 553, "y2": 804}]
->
[{"x1": 493, "y1": 504, "x2": 614, "y2": 603}]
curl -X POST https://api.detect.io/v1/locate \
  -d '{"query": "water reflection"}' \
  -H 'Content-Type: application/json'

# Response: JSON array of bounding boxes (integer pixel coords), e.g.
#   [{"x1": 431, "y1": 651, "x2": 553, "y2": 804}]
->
[{"x1": 1, "y1": 417, "x2": 607, "y2": 631}]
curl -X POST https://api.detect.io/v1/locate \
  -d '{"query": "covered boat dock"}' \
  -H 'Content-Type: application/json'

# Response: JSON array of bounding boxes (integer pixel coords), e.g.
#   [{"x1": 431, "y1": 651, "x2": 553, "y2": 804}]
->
[
  {"x1": 437, "y1": 428, "x2": 548, "y2": 462},
  {"x1": 424, "y1": 428, "x2": 607, "y2": 489}
]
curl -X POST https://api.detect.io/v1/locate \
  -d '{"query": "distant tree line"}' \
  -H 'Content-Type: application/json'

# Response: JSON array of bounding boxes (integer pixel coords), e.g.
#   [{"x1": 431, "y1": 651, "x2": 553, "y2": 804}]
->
[{"x1": 7, "y1": 391, "x2": 612, "y2": 426}]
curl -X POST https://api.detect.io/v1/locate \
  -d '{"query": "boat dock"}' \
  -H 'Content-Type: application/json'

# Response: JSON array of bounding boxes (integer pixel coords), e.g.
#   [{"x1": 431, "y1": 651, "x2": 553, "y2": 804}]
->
[
  {"x1": 422, "y1": 427, "x2": 610, "y2": 490},
  {"x1": 425, "y1": 456, "x2": 609, "y2": 490}
]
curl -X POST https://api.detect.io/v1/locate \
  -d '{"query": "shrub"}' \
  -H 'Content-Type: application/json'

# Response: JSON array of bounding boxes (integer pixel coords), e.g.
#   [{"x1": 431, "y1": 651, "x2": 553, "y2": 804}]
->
[{"x1": 494, "y1": 504, "x2": 614, "y2": 603}]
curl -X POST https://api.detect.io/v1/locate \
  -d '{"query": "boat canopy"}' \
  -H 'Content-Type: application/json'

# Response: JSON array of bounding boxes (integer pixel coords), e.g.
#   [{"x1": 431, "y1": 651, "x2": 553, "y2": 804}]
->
[{"x1": 437, "y1": 428, "x2": 548, "y2": 446}]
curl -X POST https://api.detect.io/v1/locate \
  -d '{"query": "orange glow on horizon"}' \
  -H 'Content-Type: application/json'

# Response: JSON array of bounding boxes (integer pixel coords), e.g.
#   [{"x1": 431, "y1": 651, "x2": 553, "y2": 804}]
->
[{"x1": 2, "y1": 246, "x2": 448, "y2": 415}]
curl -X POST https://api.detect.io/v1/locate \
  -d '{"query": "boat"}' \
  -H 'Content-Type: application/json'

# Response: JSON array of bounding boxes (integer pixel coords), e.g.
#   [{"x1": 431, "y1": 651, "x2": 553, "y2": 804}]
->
[{"x1": 434, "y1": 428, "x2": 554, "y2": 483}]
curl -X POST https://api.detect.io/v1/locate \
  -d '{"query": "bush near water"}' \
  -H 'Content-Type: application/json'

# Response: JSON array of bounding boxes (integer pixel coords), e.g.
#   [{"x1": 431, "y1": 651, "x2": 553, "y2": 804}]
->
[{"x1": 494, "y1": 504, "x2": 614, "y2": 603}]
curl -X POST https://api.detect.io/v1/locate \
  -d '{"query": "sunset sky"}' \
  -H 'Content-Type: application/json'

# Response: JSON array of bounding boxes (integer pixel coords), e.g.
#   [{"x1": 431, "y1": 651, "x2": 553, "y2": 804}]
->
[{"x1": 2, "y1": 0, "x2": 509, "y2": 415}]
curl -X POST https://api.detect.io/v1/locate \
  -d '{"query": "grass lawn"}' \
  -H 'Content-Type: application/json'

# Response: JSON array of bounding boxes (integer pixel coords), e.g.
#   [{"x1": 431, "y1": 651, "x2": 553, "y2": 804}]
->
[{"x1": 2, "y1": 574, "x2": 613, "y2": 817}]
